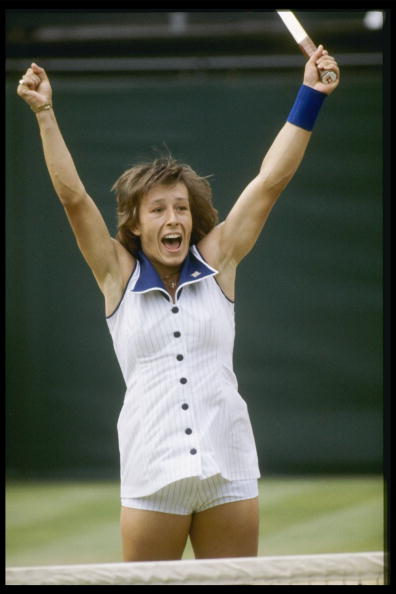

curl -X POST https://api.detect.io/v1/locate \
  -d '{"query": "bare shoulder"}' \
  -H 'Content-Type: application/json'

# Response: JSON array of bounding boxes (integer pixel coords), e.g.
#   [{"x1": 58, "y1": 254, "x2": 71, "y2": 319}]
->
[
  {"x1": 112, "y1": 238, "x2": 136, "y2": 276},
  {"x1": 103, "y1": 239, "x2": 136, "y2": 317},
  {"x1": 197, "y1": 223, "x2": 237, "y2": 302},
  {"x1": 197, "y1": 224, "x2": 223, "y2": 268}
]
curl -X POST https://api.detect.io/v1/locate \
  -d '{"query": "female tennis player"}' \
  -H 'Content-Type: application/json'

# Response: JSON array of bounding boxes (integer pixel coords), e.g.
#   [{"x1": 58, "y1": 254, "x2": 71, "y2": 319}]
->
[{"x1": 17, "y1": 45, "x2": 339, "y2": 561}]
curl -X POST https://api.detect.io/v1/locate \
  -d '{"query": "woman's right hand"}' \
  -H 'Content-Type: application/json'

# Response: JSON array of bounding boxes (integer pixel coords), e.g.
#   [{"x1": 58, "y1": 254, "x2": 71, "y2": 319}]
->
[{"x1": 17, "y1": 63, "x2": 52, "y2": 111}]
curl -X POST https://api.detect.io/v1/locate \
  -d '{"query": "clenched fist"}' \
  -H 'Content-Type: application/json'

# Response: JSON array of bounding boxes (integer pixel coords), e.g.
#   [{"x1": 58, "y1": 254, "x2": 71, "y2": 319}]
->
[{"x1": 17, "y1": 63, "x2": 53, "y2": 112}]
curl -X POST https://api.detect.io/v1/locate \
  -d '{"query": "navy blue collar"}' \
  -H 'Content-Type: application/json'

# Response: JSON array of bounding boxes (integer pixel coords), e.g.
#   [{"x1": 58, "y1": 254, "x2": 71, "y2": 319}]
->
[{"x1": 131, "y1": 245, "x2": 218, "y2": 301}]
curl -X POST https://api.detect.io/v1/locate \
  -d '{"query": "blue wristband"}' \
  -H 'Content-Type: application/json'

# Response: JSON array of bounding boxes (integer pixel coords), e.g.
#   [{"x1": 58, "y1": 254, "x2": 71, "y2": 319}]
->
[{"x1": 287, "y1": 85, "x2": 326, "y2": 131}]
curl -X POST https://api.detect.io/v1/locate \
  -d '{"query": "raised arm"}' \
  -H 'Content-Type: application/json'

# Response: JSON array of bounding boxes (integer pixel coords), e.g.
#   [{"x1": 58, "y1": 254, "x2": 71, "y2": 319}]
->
[
  {"x1": 199, "y1": 45, "x2": 340, "y2": 280},
  {"x1": 16, "y1": 64, "x2": 132, "y2": 310}
]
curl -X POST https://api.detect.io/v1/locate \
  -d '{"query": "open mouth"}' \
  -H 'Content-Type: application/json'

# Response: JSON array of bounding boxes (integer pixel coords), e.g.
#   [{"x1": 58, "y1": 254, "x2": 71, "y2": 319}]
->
[{"x1": 161, "y1": 233, "x2": 183, "y2": 252}]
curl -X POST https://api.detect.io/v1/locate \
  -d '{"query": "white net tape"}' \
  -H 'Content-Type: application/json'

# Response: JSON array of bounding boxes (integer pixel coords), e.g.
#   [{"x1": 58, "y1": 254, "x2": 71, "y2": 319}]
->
[{"x1": 6, "y1": 552, "x2": 385, "y2": 585}]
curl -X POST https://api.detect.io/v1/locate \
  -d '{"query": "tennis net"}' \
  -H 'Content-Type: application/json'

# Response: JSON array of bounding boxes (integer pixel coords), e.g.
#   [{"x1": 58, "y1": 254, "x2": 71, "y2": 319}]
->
[{"x1": 6, "y1": 551, "x2": 385, "y2": 585}]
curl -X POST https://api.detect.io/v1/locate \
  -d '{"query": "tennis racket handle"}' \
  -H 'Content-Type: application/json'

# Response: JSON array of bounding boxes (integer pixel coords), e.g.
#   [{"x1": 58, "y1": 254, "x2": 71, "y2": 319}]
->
[{"x1": 299, "y1": 36, "x2": 338, "y2": 83}]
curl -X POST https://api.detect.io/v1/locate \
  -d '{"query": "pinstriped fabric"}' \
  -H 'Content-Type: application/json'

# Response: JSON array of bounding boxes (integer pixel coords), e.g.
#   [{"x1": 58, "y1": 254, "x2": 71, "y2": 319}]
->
[
  {"x1": 121, "y1": 474, "x2": 259, "y2": 515},
  {"x1": 106, "y1": 246, "x2": 260, "y2": 498}
]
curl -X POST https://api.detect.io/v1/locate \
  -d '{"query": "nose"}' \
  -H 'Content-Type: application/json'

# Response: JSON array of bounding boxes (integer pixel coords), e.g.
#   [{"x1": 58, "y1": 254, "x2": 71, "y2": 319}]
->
[{"x1": 165, "y1": 205, "x2": 178, "y2": 225}]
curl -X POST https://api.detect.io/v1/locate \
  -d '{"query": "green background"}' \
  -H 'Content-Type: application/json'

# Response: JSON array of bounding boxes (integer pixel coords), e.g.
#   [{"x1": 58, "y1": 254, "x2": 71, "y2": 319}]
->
[
  {"x1": 6, "y1": 65, "x2": 383, "y2": 479},
  {"x1": 6, "y1": 477, "x2": 384, "y2": 566}
]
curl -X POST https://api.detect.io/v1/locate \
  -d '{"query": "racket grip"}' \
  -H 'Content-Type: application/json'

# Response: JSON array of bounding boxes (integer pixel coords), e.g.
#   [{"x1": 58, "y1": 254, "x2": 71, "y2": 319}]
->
[
  {"x1": 298, "y1": 36, "x2": 338, "y2": 83},
  {"x1": 320, "y1": 70, "x2": 338, "y2": 84}
]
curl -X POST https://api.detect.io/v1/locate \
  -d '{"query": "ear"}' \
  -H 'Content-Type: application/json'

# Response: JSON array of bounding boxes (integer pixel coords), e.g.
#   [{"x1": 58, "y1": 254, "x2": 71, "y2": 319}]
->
[
  {"x1": 132, "y1": 224, "x2": 141, "y2": 237},
  {"x1": 130, "y1": 214, "x2": 141, "y2": 236}
]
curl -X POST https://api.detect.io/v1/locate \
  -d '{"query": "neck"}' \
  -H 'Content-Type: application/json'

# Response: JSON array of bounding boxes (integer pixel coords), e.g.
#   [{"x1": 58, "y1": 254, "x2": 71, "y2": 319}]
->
[
  {"x1": 141, "y1": 250, "x2": 184, "y2": 290},
  {"x1": 160, "y1": 268, "x2": 180, "y2": 289},
  {"x1": 161, "y1": 269, "x2": 180, "y2": 280}
]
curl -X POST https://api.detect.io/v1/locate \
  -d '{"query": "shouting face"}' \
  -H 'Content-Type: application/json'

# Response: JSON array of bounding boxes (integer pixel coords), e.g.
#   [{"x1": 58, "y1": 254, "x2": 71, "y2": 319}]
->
[{"x1": 132, "y1": 182, "x2": 193, "y2": 276}]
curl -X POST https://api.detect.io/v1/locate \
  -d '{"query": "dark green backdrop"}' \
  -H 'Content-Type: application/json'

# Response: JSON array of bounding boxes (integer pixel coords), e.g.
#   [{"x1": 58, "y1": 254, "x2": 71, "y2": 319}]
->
[{"x1": 6, "y1": 67, "x2": 383, "y2": 479}]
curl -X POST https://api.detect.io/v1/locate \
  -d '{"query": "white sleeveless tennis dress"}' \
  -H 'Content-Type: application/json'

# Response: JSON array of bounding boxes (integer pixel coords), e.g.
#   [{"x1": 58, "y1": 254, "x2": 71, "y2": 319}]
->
[{"x1": 106, "y1": 245, "x2": 260, "y2": 498}]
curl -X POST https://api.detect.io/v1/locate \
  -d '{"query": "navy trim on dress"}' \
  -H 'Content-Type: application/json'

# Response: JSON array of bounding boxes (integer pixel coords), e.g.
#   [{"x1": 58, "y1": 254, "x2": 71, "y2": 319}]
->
[{"x1": 131, "y1": 246, "x2": 218, "y2": 302}]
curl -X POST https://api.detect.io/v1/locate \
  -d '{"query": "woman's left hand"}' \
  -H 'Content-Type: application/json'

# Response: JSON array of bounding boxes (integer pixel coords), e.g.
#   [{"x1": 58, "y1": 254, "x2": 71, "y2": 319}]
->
[{"x1": 303, "y1": 45, "x2": 340, "y2": 95}]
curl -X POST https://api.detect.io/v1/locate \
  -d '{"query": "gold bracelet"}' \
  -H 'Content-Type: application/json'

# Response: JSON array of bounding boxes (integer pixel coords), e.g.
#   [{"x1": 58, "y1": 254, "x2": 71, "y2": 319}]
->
[{"x1": 31, "y1": 103, "x2": 53, "y2": 113}]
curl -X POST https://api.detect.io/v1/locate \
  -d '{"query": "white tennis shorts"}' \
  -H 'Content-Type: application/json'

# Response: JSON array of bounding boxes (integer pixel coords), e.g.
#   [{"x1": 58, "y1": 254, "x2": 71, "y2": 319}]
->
[{"x1": 121, "y1": 474, "x2": 258, "y2": 515}]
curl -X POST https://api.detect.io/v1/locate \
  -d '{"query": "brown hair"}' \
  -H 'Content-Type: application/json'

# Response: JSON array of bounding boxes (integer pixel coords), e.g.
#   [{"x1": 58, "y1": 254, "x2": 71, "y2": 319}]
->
[{"x1": 112, "y1": 156, "x2": 219, "y2": 255}]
